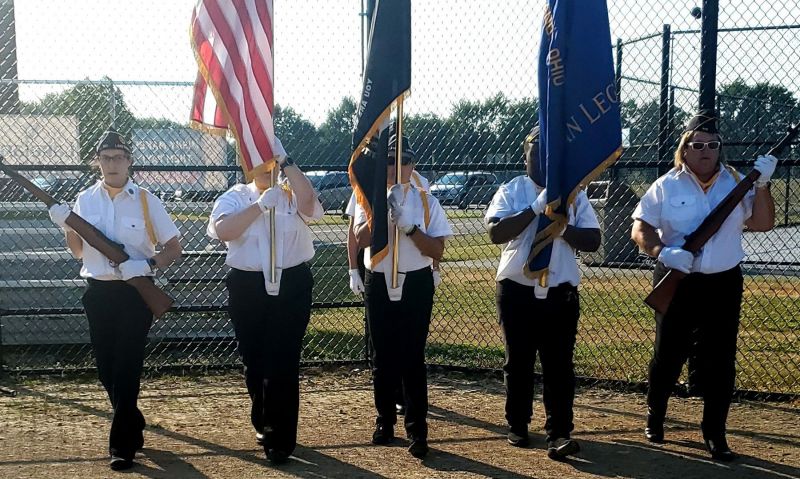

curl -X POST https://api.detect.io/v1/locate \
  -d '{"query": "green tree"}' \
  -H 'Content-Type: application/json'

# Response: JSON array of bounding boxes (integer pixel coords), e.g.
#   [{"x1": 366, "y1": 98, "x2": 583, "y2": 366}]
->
[
  {"x1": 620, "y1": 98, "x2": 689, "y2": 155},
  {"x1": 717, "y1": 79, "x2": 798, "y2": 160},
  {"x1": 318, "y1": 97, "x2": 357, "y2": 167},
  {"x1": 133, "y1": 117, "x2": 182, "y2": 129},
  {"x1": 405, "y1": 113, "x2": 453, "y2": 166},
  {"x1": 274, "y1": 104, "x2": 319, "y2": 164},
  {"x1": 441, "y1": 94, "x2": 539, "y2": 166},
  {"x1": 496, "y1": 97, "x2": 539, "y2": 163},
  {"x1": 21, "y1": 77, "x2": 135, "y2": 163}
]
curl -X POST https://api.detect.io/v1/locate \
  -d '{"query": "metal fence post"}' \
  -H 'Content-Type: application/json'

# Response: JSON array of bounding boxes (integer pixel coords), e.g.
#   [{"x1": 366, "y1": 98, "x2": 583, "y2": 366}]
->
[
  {"x1": 657, "y1": 24, "x2": 671, "y2": 174},
  {"x1": 785, "y1": 165, "x2": 792, "y2": 226},
  {"x1": 615, "y1": 38, "x2": 622, "y2": 100},
  {"x1": 0, "y1": 0, "x2": 20, "y2": 114},
  {"x1": 699, "y1": 0, "x2": 720, "y2": 111}
]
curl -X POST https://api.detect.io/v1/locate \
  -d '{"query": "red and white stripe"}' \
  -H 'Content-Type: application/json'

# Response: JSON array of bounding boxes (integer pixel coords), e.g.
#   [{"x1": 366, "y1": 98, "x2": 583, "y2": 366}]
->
[{"x1": 190, "y1": 0, "x2": 276, "y2": 175}]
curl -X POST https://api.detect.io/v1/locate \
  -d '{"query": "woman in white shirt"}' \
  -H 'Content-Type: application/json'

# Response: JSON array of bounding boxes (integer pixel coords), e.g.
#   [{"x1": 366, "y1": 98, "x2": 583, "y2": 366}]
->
[
  {"x1": 631, "y1": 110, "x2": 777, "y2": 461},
  {"x1": 485, "y1": 125, "x2": 600, "y2": 460},
  {"x1": 47, "y1": 128, "x2": 182, "y2": 471},
  {"x1": 207, "y1": 137, "x2": 322, "y2": 465}
]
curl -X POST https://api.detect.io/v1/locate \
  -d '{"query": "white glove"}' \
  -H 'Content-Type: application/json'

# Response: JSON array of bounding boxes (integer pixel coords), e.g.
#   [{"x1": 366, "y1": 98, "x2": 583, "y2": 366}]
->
[
  {"x1": 432, "y1": 269, "x2": 442, "y2": 288},
  {"x1": 348, "y1": 269, "x2": 364, "y2": 295},
  {"x1": 119, "y1": 259, "x2": 152, "y2": 281},
  {"x1": 387, "y1": 185, "x2": 414, "y2": 234},
  {"x1": 48, "y1": 203, "x2": 71, "y2": 229},
  {"x1": 754, "y1": 154, "x2": 777, "y2": 186},
  {"x1": 272, "y1": 136, "x2": 288, "y2": 165},
  {"x1": 256, "y1": 187, "x2": 283, "y2": 212},
  {"x1": 531, "y1": 189, "x2": 548, "y2": 215},
  {"x1": 658, "y1": 247, "x2": 693, "y2": 274},
  {"x1": 387, "y1": 184, "x2": 404, "y2": 210}
]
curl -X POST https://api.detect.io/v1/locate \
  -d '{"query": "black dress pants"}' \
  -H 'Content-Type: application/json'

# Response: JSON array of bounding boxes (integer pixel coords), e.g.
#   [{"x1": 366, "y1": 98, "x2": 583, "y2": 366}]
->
[
  {"x1": 496, "y1": 280, "x2": 580, "y2": 442},
  {"x1": 647, "y1": 263, "x2": 743, "y2": 439},
  {"x1": 365, "y1": 268, "x2": 434, "y2": 441},
  {"x1": 82, "y1": 279, "x2": 152, "y2": 459},
  {"x1": 226, "y1": 264, "x2": 313, "y2": 455}
]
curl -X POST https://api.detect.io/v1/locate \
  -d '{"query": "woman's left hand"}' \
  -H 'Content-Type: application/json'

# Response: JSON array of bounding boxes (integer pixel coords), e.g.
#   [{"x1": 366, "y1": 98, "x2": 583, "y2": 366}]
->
[{"x1": 754, "y1": 155, "x2": 778, "y2": 186}]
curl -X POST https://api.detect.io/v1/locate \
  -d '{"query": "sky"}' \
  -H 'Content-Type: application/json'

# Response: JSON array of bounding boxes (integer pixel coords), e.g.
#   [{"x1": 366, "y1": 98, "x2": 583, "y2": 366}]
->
[{"x1": 11, "y1": 0, "x2": 800, "y2": 126}]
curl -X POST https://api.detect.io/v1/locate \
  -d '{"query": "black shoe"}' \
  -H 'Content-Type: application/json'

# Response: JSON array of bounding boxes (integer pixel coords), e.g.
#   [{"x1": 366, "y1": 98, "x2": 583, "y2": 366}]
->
[
  {"x1": 507, "y1": 429, "x2": 530, "y2": 448},
  {"x1": 408, "y1": 439, "x2": 429, "y2": 458},
  {"x1": 645, "y1": 413, "x2": 664, "y2": 443},
  {"x1": 109, "y1": 455, "x2": 134, "y2": 471},
  {"x1": 546, "y1": 438, "x2": 580, "y2": 460},
  {"x1": 705, "y1": 437, "x2": 737, "y2": 461},
  {"x1": 644, "y1": 424, "x2": 664, "y2": 443},
  {"x1": 372, "y1": 423, "x2": 395, "y2": 445},
  {"x1": 267, "y1": 449, "x2": 290, "y2": 465}
]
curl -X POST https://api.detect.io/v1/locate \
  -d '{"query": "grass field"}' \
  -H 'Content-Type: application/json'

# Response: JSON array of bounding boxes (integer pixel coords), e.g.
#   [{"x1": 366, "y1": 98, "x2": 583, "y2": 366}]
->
[{"x1": 305, "y1": 265, "x2": 800, "y2": 395}]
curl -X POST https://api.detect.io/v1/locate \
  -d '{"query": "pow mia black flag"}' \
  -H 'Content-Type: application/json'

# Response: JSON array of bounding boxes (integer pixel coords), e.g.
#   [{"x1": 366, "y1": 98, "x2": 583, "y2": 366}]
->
[{"x1": 348, "y1": 0, "x2": 411, "y2": 266}]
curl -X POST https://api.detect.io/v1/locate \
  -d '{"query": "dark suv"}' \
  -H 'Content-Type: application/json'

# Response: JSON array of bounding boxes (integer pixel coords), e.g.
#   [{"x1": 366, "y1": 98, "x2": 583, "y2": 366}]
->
[
  {"x1": 430, "y1": 172, "x2": 499, "y2": 209},
  {"x1": 307, "y1": 170, "x2": 352, "y2": 212}
]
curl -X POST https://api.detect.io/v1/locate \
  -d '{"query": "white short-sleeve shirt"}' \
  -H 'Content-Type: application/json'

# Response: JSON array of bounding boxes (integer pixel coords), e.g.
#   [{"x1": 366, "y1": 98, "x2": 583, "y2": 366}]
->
[
  {"x1": 207, "y1": 181, "x2": 324, "y2": 271},
  {"x1": 632, "y1": 165, "x2": 755, "y2": 274},
  {"x1": 485, "y1": 175, "x2": 600, "y2": 288},
  {"x1": 73, "y1": 179, "x2": 180, "y2": 280},
  {"x1": 353, "y1": 183, "x2": 452, "y2": 273},
  {"x1": 346, "y1": 170, "x2": 430, "y2": 217}
]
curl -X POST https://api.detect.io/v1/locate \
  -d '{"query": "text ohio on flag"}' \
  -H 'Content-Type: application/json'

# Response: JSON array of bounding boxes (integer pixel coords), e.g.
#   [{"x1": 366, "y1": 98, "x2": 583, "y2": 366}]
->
[
  {"x1": 190, "y1": 0, "x2": 277, "y2": 178},
  {"x1": 526, "y1": 0, "x2": 623, "y2": 282}
]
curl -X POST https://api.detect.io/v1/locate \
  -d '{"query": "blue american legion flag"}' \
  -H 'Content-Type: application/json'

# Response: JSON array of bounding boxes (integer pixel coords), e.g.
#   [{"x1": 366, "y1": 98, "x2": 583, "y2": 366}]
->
[{"x1": 526, "y1": 0, "x2": 623, "y2": 282}]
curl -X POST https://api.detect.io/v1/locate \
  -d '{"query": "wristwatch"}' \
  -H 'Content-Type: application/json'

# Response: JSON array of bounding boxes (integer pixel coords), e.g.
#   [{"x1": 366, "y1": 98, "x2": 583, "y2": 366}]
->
[
  {"x1": 279, "y1": 156, "x2": 295, "y2": 170},
  {"x1": 405, "y1": 225, "x2": 419, "y2": 236},
  {"x1": 147, "y1": 257, "x2": 158, "y2": 270}
]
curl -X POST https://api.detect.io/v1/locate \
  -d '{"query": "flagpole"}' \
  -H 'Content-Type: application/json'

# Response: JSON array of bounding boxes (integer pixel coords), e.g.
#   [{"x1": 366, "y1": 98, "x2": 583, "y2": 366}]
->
[
  {"x1": 391, "y1": 97, "x2": 404, "y2": 288},
  {"x1": 270, "y1": 166, "x2": 277, "y2": 284},
  {"x1": 270, "y1": 0, "x2": 277, "y2": 285}
]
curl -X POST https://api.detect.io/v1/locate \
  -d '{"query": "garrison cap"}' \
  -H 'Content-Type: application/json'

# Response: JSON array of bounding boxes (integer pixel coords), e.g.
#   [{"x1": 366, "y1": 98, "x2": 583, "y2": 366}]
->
[{"x1": 96, "y1": 128, "x2": 131, "y2": 154}]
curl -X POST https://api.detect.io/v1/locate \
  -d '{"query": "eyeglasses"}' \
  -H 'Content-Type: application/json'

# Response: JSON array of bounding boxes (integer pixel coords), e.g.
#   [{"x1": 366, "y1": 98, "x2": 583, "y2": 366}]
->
[
  {"x1": 98, "y1": 154, "x2": 130, "y2": 163},
  {"x1": 686, "y1": 141, "x2": 721, "y2": 151}
]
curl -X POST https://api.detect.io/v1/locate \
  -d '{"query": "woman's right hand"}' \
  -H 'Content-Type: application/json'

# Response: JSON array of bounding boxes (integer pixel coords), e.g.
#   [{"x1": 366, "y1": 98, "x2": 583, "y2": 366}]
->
[
  {"x1": 48, "y1": 203, "x2": 71, "y2": 229},
  {"x1": 256, "y1": 187, "x2": 283, "y2": 212},
  {"x1": 658, "y1": 246, "x2": 693, "y2": 273}
]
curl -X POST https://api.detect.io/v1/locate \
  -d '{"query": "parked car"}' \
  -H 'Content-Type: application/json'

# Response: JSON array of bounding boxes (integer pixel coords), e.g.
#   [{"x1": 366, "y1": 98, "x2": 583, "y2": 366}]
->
[
  {"x1": 307, "y1": 170, "x2": 352, "y2": 213},
  {"x1": 430, "y1": 171, "x2": 499, "y2": 209}
]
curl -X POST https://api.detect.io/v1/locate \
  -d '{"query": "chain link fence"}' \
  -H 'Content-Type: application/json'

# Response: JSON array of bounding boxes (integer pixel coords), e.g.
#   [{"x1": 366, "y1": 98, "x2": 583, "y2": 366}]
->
[{"x1": 0, "y1": 1, "x2": 797, "y2": 397}]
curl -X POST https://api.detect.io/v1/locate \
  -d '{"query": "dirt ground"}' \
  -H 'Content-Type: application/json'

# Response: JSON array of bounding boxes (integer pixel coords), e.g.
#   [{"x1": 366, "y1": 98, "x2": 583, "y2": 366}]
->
[{"x1": 0, "y1": 367, "x2": 798, "y2": 479}]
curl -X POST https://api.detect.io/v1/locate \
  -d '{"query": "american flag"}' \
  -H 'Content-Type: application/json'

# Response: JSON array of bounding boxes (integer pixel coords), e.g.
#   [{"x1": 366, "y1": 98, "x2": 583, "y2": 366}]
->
[{"x1": 190, "y1": 0, "x2": 277, "y2": 177}]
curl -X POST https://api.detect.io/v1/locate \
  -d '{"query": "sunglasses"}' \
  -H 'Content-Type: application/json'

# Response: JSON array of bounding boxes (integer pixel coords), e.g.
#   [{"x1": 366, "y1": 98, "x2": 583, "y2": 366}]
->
[{"x1": 686, "y1": 141, "x2": 721, "y2": 151}]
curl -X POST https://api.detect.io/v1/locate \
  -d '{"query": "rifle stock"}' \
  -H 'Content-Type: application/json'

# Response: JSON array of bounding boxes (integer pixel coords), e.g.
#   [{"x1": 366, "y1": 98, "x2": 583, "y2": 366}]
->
[
  {"x1": 644, "y1": 269, "x2": 686, "y2": 313},
  {"x1": 0, "y1": 156, "x2": 173, "y2": 318},
  {"x1": 644, "y1": 124, "x2": 800, "y2": 314}
]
